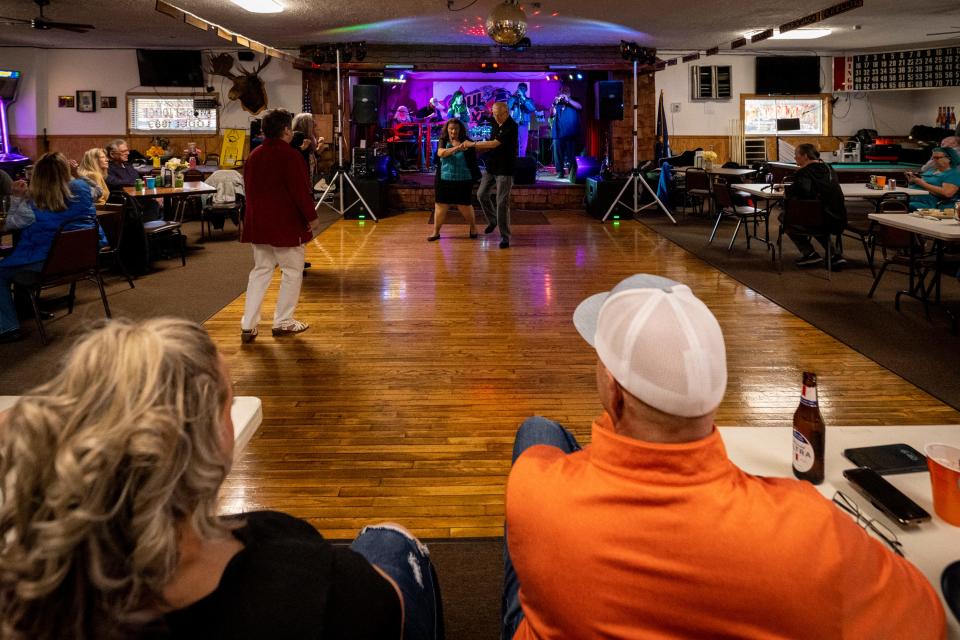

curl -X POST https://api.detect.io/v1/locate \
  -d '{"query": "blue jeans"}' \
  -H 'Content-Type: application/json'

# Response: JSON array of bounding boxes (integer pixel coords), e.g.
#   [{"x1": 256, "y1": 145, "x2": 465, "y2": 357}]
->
[
  {"x1": 351, "y1": 524, "x2": 444, "y2": 640},
  {"x1": 0, "y1": 261, "x2": 44, "y2": 334},
  {"x1": 501, "y1": 417, "x2": 582, "y2": 640}
]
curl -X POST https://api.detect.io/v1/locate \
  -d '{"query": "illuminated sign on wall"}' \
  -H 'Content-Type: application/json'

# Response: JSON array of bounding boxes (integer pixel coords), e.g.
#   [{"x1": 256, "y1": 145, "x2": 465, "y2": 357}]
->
[{"x1": 126, "y1": 95, "x2": 218, "y2": 133}]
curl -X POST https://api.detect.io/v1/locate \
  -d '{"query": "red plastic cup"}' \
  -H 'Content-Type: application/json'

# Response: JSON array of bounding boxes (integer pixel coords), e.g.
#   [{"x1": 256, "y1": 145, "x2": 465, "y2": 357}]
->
[{"x1": 925, "y1": 443, "x2": 960, "y2": 526}]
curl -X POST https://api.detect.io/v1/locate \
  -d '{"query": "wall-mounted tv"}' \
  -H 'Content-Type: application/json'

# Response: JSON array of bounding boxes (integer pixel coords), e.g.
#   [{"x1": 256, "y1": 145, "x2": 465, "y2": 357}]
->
[
  {"x1": 136, "y1": 49, "x2": 205, "y2": 87},
  {"x1": 755, "y1": 56, "x2": 821, "y2": 95}
]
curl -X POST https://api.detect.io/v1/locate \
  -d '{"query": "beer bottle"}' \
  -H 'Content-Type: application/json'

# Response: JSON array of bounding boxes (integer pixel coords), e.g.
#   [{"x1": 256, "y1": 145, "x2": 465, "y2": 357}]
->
[{"x1": 792, "y1": 372, "x2": 825, "y2": 484}]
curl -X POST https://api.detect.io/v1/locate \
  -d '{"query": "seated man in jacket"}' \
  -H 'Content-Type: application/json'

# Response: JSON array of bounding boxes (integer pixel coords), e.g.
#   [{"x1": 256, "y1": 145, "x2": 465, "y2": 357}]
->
[
  {"x1": 502, "y1": 273, "x2": 945, "y2": 640},
  {"x1": 784, "y1": 143, "x2": 848, "y2": 269}
]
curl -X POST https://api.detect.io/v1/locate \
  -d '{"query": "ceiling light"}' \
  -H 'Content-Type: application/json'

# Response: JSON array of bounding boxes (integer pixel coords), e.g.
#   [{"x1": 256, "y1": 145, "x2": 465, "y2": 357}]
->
[
  {"x1": 229, "y1": 0, "x2": 283, "y2": 13},
  {"x1": 772, "y1": 28, "x2": 832, "y2": 39}
]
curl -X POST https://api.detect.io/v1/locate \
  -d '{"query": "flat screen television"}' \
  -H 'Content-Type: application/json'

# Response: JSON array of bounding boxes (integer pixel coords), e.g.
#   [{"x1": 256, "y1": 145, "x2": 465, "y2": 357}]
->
[
  {"x1": 755, "y1": 56, "x2": 821, "y2": 95},
  {"x1": 136, "y1": 49, "x2": 205, "y2": 87}
]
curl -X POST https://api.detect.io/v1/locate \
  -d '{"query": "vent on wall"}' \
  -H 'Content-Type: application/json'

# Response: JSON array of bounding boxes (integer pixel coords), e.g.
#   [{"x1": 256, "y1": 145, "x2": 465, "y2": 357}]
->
[{"x1": 691, "y1": 65, "x2": 732, "y2": 100}]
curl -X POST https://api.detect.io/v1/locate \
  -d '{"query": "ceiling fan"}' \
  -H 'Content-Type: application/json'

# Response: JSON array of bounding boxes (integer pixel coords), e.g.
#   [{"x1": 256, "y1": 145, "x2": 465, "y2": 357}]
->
[
  {"x1": 927, "y1": 27, "x2": 960, "y2": 36},
  {"x1": 0, "y1": 0, "x2": 95, "y2": 34}
]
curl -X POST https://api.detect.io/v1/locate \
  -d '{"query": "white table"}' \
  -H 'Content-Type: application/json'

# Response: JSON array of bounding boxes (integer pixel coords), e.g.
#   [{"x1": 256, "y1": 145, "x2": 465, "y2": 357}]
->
[
  {"x1": 0, "y1": 396, "x2": 262, "y2": 454},
  {"x1": 736, "y1": 183, "x2": 926, "y2": 201},
  {"x1": 868, "y1": 213, "x2": 960, "y2": 327},
  {"x1": 705, "y1": 167, "x2": 757, "y2": 178},
  {"x1": 720, "y1": 425, "x2": 960, "y2": 636}
]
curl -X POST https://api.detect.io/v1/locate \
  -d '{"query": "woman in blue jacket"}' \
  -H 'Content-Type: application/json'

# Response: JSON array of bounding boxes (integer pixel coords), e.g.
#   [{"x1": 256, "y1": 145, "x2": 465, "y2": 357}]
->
[{"x1": 0, "y1": 152, "x2": 100, "y2": 343}]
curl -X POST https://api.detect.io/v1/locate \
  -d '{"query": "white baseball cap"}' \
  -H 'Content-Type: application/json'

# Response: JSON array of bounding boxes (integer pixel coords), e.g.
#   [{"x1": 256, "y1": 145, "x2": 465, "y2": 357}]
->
[{"x1": 573, "y1": 274, "x2": 727, "y2": 418}]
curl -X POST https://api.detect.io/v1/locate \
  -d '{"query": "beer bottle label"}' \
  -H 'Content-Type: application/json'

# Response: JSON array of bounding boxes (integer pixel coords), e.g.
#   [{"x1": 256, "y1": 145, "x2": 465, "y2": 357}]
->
[
  {"x1": 799, "y1": 383, "x2": 818, "y2": 408},
  {"x1": 793, "y1": 430, "x2": 816, "y2": 473}
]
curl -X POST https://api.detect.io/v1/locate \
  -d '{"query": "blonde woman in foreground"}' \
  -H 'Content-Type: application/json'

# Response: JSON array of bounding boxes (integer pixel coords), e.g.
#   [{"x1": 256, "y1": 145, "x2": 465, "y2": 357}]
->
[{"x1": 0, "y1": 318, "x2": 442, "y2": 640}]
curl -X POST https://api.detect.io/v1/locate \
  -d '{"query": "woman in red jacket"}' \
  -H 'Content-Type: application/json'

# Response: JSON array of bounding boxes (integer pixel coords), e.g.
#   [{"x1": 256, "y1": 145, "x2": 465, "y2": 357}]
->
[{"x1": 239, "y1": 109, "x2": 319, "y2": 343}]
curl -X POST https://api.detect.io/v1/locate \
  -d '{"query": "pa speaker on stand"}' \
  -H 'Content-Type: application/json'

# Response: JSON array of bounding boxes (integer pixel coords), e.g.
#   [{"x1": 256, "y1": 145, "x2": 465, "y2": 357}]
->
[{"x1": 351, "y1": 84, "x2": 380, "y2": 125}]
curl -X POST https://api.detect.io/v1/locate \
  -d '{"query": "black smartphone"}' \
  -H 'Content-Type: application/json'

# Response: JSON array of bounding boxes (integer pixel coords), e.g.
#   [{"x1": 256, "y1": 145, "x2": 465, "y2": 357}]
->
[
  {"x1": 843, "y1": 467, "x2": 931, "y2": 528},
  {"x1": 842, "y1": 443, "x2": 928, "y2": 475}
]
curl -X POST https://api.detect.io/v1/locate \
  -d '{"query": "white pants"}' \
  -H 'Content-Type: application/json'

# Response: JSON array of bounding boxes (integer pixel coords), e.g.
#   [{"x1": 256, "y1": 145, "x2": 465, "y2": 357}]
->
[{"x1": 241, "y1": 243, "x2": 305, "y2": 330}]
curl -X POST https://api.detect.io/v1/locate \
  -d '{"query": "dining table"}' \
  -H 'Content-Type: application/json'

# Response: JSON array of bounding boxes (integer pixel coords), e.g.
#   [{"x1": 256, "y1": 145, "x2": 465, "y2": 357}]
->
[
  {"x1": 720, "y1": 424, "x2": 960, "y2": 637},
  {"x1": 867, "y1": 212, "x2": 960, "y2": 330},
  {"x1": 736, "y1": 182, "x2": 927, "y2": 202}
]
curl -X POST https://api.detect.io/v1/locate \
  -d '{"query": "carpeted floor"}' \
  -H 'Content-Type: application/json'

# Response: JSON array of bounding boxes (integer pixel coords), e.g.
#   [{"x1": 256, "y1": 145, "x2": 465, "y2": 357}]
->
[{"x1": 639, "y1": 204, "x2": 960, "y2": 411}]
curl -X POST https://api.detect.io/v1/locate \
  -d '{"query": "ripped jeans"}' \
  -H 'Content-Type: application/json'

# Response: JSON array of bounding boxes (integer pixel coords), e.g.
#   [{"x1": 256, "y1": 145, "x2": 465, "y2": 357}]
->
[{"x1": 351, "y1": 524, "x2": 445, "y2": 640}]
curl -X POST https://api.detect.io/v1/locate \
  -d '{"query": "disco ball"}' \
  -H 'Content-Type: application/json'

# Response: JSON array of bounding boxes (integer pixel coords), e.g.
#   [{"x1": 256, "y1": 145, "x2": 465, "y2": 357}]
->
[{"x1": 485, "y1": 0, "x2": 527, "y2": 46}]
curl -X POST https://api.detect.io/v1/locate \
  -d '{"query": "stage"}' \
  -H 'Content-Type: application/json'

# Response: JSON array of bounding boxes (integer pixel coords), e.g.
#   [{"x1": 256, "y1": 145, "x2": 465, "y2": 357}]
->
[{"x1": 384, "y1": 171, "x2": 587, "y2": 212}]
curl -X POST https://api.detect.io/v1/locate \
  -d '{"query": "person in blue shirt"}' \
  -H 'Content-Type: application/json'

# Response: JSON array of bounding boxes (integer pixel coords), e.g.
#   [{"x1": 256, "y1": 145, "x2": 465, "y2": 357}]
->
[
  {"x1": 508, "y1": 83, "x2": 536, "y2": 157},
  {"x1": 0, "y1": 152, "x2": 103, "y2": 343},
  {"x1": 428, "y1": 119, "x2": 480, "y2": 241},
  {"x1": 906, "y1": 146, "x2": 960, "y2": 211},
  {"x1": 549, "y1": 86, "x2": 583, "y2": 179}
]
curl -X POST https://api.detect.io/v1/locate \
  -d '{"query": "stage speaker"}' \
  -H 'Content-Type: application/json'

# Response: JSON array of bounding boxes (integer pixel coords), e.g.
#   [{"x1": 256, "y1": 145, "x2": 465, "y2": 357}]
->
[
  {"x1": 352, "y1": 148, "x2": 376, "y2": 178},
  {"x1": 595, "y1": 81, "x2": 624, "y2": 121},
  {"x1": 569, "y1": 155, "x2": 601, "y2": 184},
  {"x1": 341, "y1": 177, "x2": 388, "y2": 219},
  {"x1": 585, "y1": 176, "x2": 645, "y2": 219},
  {"x1": 513, "y1": 156, "x2": 537, "y2": 185},
  {"x1": 351, "y1": 84, "x2": 380, "y2": 125},
  {"x1": 375, "y1": 154, "x2": 398, "y2": 182}
]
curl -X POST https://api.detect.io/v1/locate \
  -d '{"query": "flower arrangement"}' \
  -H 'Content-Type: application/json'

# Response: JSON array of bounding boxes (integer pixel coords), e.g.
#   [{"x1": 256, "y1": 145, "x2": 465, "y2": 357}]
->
[
  {"x1": 164, "y1": 158, "x2": 186, "y2": 172},
  {"x1": 145, "y1": 145, "x2": 165, "y2": 160},
  {"x1": 702, "y1": 150, "x2": 719, "y2": 163}
]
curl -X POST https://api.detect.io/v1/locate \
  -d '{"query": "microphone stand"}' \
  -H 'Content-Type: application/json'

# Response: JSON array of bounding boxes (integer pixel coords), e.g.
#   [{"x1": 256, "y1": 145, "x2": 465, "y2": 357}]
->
[
  {"x1": 602, "y1": 60, "x2": 676, "y2": 224},
  {"x1": 315, "y1": 47, "x2": 377, "y2": 221}
]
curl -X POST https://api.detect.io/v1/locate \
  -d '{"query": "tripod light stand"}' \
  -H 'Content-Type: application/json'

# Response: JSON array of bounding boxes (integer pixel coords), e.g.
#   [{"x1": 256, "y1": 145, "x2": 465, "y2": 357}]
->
[
  {"x1": 315, "y1": 47, "x2": 377, "y2": 221},
  {"x1": 602, "y1": 59, "x2": 676, "y2": 224}
]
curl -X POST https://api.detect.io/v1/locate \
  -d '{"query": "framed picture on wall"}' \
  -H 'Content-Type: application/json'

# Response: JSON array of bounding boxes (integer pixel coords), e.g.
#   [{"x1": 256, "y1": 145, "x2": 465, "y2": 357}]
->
[
  {"x1": 100, "y1": 96, "x2": 117, "y2": 109},
  {"x1": 58, "y1": 95, "x2": 75, "y2": 108},
  {"x1": 76, "y1": 90, "x2": 96, "y2": 113}
]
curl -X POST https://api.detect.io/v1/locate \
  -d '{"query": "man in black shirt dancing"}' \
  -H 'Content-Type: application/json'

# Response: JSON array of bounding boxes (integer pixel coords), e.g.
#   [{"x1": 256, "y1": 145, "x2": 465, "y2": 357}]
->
[{"x1": 464, "y1": 102, "x2": 518, "y2": 249}]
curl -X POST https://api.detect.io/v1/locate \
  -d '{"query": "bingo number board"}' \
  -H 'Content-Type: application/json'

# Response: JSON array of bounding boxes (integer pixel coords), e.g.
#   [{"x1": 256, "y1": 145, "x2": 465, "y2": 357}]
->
[
  {"x1": 127, "y1": 96, "x2": 218, "y2": 133},
  {"x1": 853, "y1": 47, "x2": 959, "y2": 91}
]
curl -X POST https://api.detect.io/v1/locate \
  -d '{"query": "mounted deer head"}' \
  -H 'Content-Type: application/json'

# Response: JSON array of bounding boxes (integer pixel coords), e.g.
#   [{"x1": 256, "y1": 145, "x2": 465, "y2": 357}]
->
[{"x1": 208, "y1": 53, "x2": 271, "y2": 115}]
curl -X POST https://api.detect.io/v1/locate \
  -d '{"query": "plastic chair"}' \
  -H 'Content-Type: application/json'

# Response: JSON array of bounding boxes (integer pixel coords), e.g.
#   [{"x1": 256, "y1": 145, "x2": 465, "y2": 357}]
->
[
  {"x1": 12, "y1": 226, "x2": 111, "y2": 344},
  {"x1": 201, "y1": 193, "x2": 245, "y2": 241},
  {"x1": 710, "y1": 182, "x2": 765, "y2": 252}
]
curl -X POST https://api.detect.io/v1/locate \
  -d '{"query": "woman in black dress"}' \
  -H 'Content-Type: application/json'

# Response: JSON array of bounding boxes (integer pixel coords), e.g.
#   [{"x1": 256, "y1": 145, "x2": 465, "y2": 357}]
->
[{"x1": 428, "y1": 118, "x2": 480, "y2": 241}]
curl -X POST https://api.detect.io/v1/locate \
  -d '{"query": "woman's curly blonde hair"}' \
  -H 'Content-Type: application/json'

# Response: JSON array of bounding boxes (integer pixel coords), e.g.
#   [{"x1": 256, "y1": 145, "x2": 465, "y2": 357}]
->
[{"x1": 0, "y1": 318, "x2": 234, "y2": 639}]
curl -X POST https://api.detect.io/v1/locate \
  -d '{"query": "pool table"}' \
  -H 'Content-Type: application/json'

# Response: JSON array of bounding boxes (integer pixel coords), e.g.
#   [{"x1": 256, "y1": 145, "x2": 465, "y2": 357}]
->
[{"x1": 768, "y1": 161, "x2": 923, "y2": 184}]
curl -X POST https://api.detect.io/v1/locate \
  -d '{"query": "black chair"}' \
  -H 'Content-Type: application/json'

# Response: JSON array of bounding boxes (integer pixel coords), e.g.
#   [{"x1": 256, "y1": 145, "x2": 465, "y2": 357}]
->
[
  {"x1": 201, "y1": 193, "x2": 245, "y2": 241},
  {"x1": 943, "y1": 560, "x2": 960, "y2": 624},
  {"x1": 684, "y1": 168, "x2": 712, "y2": 215},
  {"x1": 710, "y1": 182, "x2": 765, "y2": 252},
  {"x1": 12, "y1": 226, "x2": 111, "y2": 345},
  {"x1": 136, "y1": 194, "x2": 187, "y2": 267},
  {"x1": 96, "y1": 204, "x2": 135, "y2": 289},
  {"x1": 777, "y1": 199, "x2": 835, "y2": 278}
]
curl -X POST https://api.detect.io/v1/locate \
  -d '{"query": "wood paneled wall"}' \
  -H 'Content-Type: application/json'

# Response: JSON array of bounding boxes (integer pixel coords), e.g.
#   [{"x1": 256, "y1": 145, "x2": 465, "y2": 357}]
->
[
  {"x1": 10, "y1": 134, "x2": 237, "y2": 163},
  {"x1": 669, "y1": 135, "x2": 847, "y2": 164}
]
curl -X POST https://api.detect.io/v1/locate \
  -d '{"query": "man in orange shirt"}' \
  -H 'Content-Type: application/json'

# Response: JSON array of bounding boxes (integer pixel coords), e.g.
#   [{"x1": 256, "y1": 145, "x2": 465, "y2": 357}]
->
[{"x1": 502, "y1": 274, "x2": 945, "y2": 640}]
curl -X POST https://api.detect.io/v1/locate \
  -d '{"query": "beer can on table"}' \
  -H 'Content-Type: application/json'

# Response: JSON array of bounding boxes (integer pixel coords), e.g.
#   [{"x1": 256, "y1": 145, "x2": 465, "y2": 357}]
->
[
  {"x1": 888, "y1": 179, "x2": 896, "y2": 191},
  {"x1": 870, "y1": 174, "x2": 877, "y2": 186}
]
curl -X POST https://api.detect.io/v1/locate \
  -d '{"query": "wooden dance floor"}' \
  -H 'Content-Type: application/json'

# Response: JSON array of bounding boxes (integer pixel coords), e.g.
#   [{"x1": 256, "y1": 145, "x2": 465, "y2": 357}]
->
[{"x1": 207, "y1": 211, "x2": 960, "y2": 539}]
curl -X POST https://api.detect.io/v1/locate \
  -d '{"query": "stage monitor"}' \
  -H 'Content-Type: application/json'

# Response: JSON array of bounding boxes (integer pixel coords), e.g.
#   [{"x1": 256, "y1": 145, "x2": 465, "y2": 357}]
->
[
  {"x1": 0, "y1": 70, "x2": 21, "y2": 102},
  {"x1": 755, "y1": 56, "x2": 820, "y2": 95},
  {"x1": 136, "y1": 49, "x2": 205, "y2": 87}
]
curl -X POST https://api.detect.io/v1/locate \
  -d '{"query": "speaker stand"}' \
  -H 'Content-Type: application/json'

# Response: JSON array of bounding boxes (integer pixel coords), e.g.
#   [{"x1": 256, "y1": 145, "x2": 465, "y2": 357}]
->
[
  {"x1": 601, "y1": 60, "x2": 676, "y2": 225},
  {"x1": 316, "y1": 48, "x2": 377, "y2": 222}
]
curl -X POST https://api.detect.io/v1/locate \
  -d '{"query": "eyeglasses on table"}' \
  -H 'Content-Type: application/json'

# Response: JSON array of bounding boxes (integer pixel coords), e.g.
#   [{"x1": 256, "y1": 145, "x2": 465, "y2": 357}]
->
[{"x1": 833, "y1": 490, "x2": 905, "y2": 557}]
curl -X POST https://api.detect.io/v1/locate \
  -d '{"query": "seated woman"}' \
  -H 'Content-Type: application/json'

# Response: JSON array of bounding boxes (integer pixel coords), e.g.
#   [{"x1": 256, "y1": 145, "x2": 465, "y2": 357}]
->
[
  {"x1": 0, "y1": 152, "x2": 102, "y2": 343},
  {"x1": 907, "y1": 146, "x2": 960, "y2": 210},
  {"x1": 0, "y1": 318, "x2": 441, "y2": 639},
  {"x1": 182, "y1": 141, "x2": 203, "y2": 165},
  {"x1": 77, "y1": 147, "x2": 110, "y2": 206}
]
